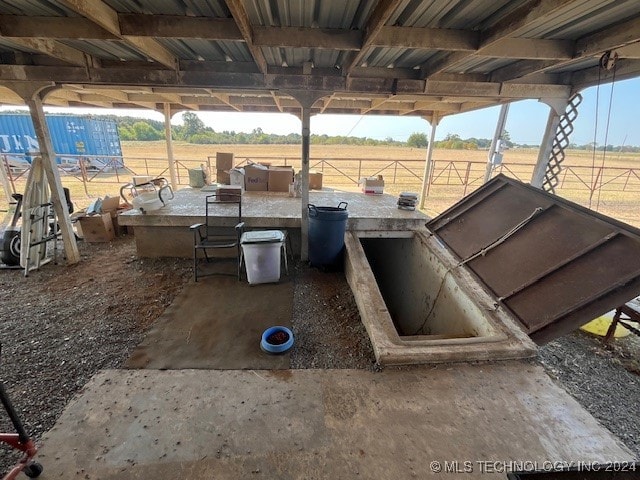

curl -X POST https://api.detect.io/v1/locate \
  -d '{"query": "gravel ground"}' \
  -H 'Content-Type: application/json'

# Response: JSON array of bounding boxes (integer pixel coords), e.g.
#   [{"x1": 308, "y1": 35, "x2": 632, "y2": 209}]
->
[
  {"x1": 0, "y1": 237, "x2": 192, "y2": 472},
  {"x1": 0, "y1": 235, "x2": 638, "y2": 472},
  {"x1": 538, "y1": 331, "x2": 640, "y2": 458},
  {"x1": 290, "y1": 263, "x2": 376, "y2": 370}
]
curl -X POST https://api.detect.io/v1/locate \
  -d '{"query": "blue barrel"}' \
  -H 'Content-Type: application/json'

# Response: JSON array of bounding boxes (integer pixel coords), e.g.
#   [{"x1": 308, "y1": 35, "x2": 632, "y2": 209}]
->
[{"x1": 308, "y1": 202, "x2": 348, "y2": 267}]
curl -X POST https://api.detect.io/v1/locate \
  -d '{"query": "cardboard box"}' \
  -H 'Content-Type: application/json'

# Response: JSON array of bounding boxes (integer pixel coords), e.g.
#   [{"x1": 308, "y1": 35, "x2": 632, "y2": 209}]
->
[
  {"x1": 110, "y1": 207, "x2": 131, "y2": 236},
  {"x1": 216, "y1": 169, "x2": 231, "y2": 185},
  {"x1": 268, "y1": 166, "x2": 294, "y2": 192},
  {"x1": 78, "y1": 213, "x2": 114, "y2": 242},
  {"x1": 189, "y1": 168, "x2": 207, "y2": 188},
  {"x1": 217, "y1": 185, "x2": 243, "y2": 202},
  {"x1": 132, "y1": 176, "x2": 154, "y2": 186},
  {"x1": 244, "y1": 164, "x2": 269, "y2": 191},
  {"x1": 101, "y1": 195, "x2": 121, "y2": 213},
  {"x1": 362, "y1": 175, "x2": 385, "y2": 195},
  {"x1": 216, "y1": 152, "x2": 234, "y2": 171},
  {"x1": 309, "y1": 171, "x2": 323, "y2": 190}
]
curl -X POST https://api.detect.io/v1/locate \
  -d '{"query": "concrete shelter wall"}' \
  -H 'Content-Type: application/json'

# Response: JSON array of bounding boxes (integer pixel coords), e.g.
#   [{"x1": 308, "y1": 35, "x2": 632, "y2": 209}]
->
[{"x1": 360, "y1": 235, "x2": 499, "y2": 337}]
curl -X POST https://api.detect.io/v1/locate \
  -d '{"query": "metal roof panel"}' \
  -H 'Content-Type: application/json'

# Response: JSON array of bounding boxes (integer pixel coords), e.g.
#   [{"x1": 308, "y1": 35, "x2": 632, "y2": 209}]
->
[
  {"x1": 245, "y1": 0, "x2": 368, "y2": 28},
  {"x1": 103, "y1": 0, "x2": 228, "y2": 16},
  {"x1": 0, "y1": 0, "x2": 76, "y2": 16},
  {"x1": 364, "y1": 47, "x2": 439, "y2": 69},
  {"x1": 61, "y1": 39, "x2": 147, "y2": 61},
  {"x1": 155, "y1": 38, "x2": 253, "y2": 62},
  {"x1": 451, "y1": 56, "x2": 516, "y2": 74},
  {"x1": 389, "y1": 0, "x2": 521, "y2": 29}
]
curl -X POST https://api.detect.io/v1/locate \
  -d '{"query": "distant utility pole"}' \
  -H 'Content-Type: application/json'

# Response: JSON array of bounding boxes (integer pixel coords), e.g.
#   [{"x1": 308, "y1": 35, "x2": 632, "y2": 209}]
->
[{"x1": 484, "y1": 103, "x2": 510, "y2": 183}]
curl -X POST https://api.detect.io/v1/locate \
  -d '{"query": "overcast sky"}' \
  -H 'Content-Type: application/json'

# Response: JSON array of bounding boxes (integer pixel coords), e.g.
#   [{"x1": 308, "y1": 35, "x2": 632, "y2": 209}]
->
[{"x1": 3, "y1": 77, "x2": 639, "y2": 147}]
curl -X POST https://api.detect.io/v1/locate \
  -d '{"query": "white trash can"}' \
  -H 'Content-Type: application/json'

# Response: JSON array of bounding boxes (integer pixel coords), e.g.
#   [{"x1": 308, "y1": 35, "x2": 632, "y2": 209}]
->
[{"x1": 241, "y1": 230, "x2": 285, "y2": 285}]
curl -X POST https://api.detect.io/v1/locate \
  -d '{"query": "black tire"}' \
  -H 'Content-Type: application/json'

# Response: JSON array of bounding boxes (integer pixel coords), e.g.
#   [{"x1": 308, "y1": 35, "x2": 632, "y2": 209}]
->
[
  {"x1": 23, "y1": 461, "x2": 43, "y2": 478},
  {"x1": 1, "y1": 229, "x2": 20, "y2": 266}
]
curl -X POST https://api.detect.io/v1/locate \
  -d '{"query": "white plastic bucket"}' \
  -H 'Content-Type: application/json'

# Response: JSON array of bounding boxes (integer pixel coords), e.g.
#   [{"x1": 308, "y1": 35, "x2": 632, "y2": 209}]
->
[{"x1": 242, "y1": 241, "x2": 282, "y2": 284}]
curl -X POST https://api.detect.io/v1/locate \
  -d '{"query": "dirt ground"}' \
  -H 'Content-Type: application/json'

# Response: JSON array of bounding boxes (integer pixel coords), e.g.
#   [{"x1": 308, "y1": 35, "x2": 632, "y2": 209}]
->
[{"x1": 0, "y1": 235, "x2": 638, "y2": 473}]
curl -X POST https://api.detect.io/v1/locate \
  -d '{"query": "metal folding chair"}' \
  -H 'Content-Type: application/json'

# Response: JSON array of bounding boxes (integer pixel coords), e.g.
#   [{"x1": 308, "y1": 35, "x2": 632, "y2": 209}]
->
[{"x1": 190, "y1": 193, "x2": 245, "y2": 281}]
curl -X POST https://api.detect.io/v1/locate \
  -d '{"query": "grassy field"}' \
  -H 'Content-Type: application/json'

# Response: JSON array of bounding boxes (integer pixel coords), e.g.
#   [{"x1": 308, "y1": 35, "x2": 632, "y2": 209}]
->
[{"x1": 2, "y1": 141, "x2": 639, "y2": 227}]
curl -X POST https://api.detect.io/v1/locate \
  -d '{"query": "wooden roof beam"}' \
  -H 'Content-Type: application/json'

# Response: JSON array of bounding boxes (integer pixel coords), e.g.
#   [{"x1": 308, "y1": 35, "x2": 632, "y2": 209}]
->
[
  {"x1": 320, "y1": 94, "x2": 335, "y2": 114},
  {"x1": 571, "y1": 58, "x2": 640, "y2": 91},
  {"x1": 254, "y1": 26, "x2": 361, "y2": 50},
  {"x1": 400, "y1": 101, "x2": 462, "y2": 116},
  {"x1": 372, "y1": 26, "x2": 478, "y2": 51},
  {"x1": 420, "y1": 0, "x2": 579, "y2": 78},
  {"x1": 480, "y1": 38, "x2": 573, "y2": 60},
  {"x1": 76, "y1": 90, "x2": 158, "y2": 110},
  {"x1": 1, "y1": 37, "x2": 88, "y2": 66},
  {"x1": 489, "y1": 16, "x2": 640, "y2": 83},
  {"x1": 270, "y1": 92, "x2": 284, "y2": 112},
  {"x1": 0, "y1": 63, "x2": 574, "y2": 99},
  {"x1": 208, "y1": 91, "x2": 242, "y2": 111},
  {"x1": 576, "y1": 15, "x2": 640, "y2": 58},
  {"x1": 56, "y1": 0, "x2": 177, "y2": 69},
  {"x1": 360, "y1": 97, "x2": 394, "y2": 114},
  {"x1": 490, "y1": 60, "x2": 560, "y2": 83},
  {"x1": 127, "y1": 93, "x2": 180, "y2": 103},
  {"x1": 224, "y1": 0, "x2": 268, "y2": 75},
  {"x1": 505, "y1": 17, "x2": 640, "y2": 81},
  {"x1": 118, "y1": 14, "x2": 242, "y2": 40},
  {"x1": 0, "y1": 16, "x2": 116, "y2": 39},
  {"x1": 346, "y1": 0, "x2": 404, "y2": 74}
]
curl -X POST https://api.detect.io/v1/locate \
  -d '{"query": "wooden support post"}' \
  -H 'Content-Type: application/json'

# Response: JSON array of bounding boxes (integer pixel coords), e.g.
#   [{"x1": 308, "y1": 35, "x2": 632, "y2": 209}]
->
[
  {"x1": 300, "y1": 106, "x2": 311, "y2": 261},
  {"x1": 531, "y1": 107, "x2": 561, "y2": 188},
  {"x1": 419, "y1": 114, "x2": 439, "y2": 210},
  {"x1": 26, "y1": 93, "x2": 80, "y2": 264},
  {"x1": 284, "y1": 90, "x2": 326, "y2": 261},
  {"x1": 0, "y1": 154, "x2": 13, "y2": 203},
  {"x1": 163, "y1": 103, "x2": 178, "y2": 190}
]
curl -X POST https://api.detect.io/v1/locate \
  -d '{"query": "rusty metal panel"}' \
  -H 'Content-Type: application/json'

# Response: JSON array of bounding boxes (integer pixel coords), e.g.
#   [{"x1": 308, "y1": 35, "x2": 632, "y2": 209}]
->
[{"x1": 427, "y1": 174, "x2": 640, "y2": 344}]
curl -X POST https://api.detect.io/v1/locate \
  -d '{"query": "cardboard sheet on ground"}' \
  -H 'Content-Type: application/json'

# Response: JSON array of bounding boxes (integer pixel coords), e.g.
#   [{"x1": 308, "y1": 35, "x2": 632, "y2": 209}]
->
[{"x1": 126, "y1": 276, "x2": 292, "y2": 370}]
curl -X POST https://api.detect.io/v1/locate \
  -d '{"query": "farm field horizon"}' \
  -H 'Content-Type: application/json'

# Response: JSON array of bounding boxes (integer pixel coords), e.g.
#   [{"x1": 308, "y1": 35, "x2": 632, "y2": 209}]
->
[
  {"x1": 2, "y1": 141, "x2": 640, "y2": 227},
  {"x1": 120, "y1": 141, "x2": 640, "y2": 225}
]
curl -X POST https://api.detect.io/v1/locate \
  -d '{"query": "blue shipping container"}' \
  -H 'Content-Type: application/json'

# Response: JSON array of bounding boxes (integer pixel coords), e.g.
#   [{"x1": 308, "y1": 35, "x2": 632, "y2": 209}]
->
[{"x1": 0, "y1": 114, "x2": 123, "y2": 170}]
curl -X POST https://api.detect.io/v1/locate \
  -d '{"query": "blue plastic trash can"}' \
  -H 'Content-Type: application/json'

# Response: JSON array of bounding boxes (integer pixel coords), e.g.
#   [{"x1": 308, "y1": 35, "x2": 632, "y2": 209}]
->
[{"x1": 308, "y1": 202, "x2": 348, "y2": 267}]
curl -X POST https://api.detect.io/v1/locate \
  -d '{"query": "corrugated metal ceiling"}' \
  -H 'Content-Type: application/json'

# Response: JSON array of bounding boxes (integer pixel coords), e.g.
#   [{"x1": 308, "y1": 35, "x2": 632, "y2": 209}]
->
[
  {"x1": 61, "y1": 39, "x2": 148, "y2": 62},
  {"x1": 388, "y1": 0, "x2": 522, "y2": 29},
  {"x1": 545, "y1": 57, "x2": 600, "y2": 74},
  {"x1": 159, "y1": 38, "x2": 253, "y2": 62},
  {"x1": 452, "y1": 56, "x2": 516, "y2": 75},
  {"x1": 363, "y1": 47, "x2": 438, "y2": 69},
  {"x1": 0, "y1": 0, "x2": 76, "y2": 16},
  {"x1": 244, "y1": 0, "x2": 374, "y2": 29},
  {"x1": 102, "y1": 0, "x2": 229, "y2": 17},
  {"x1": 0, "y1": 37, "x2": 40, "y2": 54},
  {"x1": 0, "y1": 0, "x2": 637, "y2": 116},
  {"x1": 261, "y1": 46, "x2": 342, "y2": 69}
]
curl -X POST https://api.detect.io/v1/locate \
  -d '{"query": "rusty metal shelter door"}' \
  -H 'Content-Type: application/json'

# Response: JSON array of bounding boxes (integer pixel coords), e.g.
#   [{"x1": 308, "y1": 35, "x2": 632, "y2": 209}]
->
[{"x1": 426, "y1": 174, "x2": 640, "y2": 344}]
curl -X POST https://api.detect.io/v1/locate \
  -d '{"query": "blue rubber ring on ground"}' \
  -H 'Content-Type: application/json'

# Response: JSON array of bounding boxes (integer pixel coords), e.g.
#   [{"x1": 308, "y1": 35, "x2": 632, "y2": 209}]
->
[{"x1": 261, "y1": 326, "x2": 294, "y2": 354}]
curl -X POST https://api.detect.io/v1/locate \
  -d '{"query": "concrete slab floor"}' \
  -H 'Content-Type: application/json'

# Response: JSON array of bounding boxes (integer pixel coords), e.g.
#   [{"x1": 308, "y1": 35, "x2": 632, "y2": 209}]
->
[{"x1": 37, "y1": 363, "x2": 632, "y2": 479}]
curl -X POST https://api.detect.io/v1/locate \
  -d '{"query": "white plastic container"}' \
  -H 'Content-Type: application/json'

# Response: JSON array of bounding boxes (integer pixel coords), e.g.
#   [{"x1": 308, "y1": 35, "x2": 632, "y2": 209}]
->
[
  {"x1": 230, "y1": 168, "x2": 245, "y2": 192},
  {"x1": 241, "y1": 231, "x2": 284, "y2": 285}
]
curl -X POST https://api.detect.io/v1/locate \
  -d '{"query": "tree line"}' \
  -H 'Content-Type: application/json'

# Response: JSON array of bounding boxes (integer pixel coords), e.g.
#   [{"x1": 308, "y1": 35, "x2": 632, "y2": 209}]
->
[
  {"x1": 4, "y1": 110, "x2": 639, "y2": 150},
  {"x1": 115, "y1": 112, "x2": 507, "y2": 149},
  {"x1": 111, "y1": 113, "x2": 640, "y2": 151}
]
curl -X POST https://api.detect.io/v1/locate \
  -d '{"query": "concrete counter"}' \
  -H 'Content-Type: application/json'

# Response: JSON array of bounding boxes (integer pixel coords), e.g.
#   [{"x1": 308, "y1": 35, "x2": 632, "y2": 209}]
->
[{"x1": 118, "y1": 189, "x2": 428, "y2": 257}]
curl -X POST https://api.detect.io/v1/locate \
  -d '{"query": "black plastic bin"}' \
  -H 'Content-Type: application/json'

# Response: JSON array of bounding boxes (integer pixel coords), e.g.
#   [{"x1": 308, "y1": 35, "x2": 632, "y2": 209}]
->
[{"x1": 308, "y1": 202, "x2": 348, "y2": 267}]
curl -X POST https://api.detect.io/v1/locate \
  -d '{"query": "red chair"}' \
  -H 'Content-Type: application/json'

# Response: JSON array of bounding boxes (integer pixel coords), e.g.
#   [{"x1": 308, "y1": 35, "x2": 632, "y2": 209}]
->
[{"x1": 1, "y1": 344, "x2": 42, "y2": 479}]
